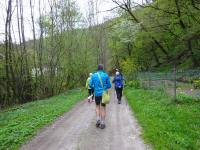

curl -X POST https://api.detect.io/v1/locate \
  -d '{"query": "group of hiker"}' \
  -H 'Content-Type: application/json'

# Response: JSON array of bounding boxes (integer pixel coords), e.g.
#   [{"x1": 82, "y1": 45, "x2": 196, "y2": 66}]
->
[{"x1": 85, "y1": 64, "x2": 125, "y2": 129}]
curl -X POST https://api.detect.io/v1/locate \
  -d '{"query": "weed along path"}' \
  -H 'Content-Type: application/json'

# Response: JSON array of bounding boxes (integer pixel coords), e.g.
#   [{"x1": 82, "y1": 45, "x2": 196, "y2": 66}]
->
[{"x1": 21, "y1": 89, "x2": 150, "y2": 150}]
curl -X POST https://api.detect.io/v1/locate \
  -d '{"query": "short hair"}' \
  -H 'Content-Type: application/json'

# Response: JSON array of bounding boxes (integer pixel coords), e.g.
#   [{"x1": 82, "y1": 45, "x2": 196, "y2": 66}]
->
[{"x1": 98, "y1": 64, "x2": 104, "y2": 70}]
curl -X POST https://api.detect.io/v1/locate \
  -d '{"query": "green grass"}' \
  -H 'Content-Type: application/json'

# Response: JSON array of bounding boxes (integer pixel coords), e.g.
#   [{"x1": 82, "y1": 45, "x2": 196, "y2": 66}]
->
[
  {"x1": 125, "y1": 88, "x2": 200, "y2": 150},
  {"x1": 176, "y1": 93, "x2": 200, "y2": 104},
  {"x1": 0, "y1": 90, "x2": 86, "y2": 150}
]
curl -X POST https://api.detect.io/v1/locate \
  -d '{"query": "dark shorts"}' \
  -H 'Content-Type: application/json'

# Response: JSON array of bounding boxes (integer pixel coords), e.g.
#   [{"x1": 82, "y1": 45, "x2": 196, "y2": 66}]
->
[
  {"x1": 88, "y1": 89, "x2": 94, "y2": 95},
  {"x1": 95, "y1": 96, "x2": 106, "y2": 107}
]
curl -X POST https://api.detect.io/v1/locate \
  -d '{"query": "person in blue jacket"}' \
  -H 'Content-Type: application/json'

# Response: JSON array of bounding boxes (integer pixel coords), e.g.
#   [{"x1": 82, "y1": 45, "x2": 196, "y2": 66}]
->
[
  {"x1": 90, "y1": 64, "x2": 111, "y2": 129},
  {"x1": 112, "y1": 71, "x2": 125, "y2": 104}
]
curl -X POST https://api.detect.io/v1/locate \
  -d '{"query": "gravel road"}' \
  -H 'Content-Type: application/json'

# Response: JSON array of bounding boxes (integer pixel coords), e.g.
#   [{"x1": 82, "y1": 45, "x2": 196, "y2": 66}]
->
[{"x1": 21, "y1": 89, "x2": 151, "y2": 150}]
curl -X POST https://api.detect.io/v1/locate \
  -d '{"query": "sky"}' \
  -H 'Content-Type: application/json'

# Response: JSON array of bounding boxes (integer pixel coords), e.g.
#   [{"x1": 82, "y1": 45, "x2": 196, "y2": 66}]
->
[{"x1": 0, "y1": 0, "x2": 142, "y2": 42}]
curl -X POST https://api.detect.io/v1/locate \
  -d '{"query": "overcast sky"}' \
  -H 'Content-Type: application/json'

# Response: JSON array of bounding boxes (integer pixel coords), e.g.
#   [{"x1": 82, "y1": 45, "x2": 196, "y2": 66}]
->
[{"x1": 0, "y1": 0, "x2": 142, "y2": 42}]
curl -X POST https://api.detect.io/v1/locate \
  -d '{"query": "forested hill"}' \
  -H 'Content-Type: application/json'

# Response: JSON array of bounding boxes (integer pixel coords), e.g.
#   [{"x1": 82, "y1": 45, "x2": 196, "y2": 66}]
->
[
  {"x1": 1, "y1": 0, "x2": 200, "y2": 107},
  {"x1": 108, "y1": 0, "x2": 200, "y2": 74}
]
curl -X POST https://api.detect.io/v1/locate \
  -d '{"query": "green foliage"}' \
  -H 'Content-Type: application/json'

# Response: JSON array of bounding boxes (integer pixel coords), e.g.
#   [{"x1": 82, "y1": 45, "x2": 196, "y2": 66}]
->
[
  {"x1": 0, "y1": 90, "x2": 86, "y2": 150},
  {"x1": 176, "y1": 93, "x2": 199, "y2": 104},
  {"x1": 125, "y1": 88, "x2": 200, "y2": 150},
  {"x1": 193, "y1": 79, "x2": 200, "y2": 89},
  {"x1": 126, "y1": 80, "x2": 140, "y2": 89},
  {"x1": 108, "y1": 0, "x2": 200, "y2": 70},
  {"x1": 121, "y1": 58, "x2": 140, "y2": 77},
  {"x1": 1, "y1": 0, "x2": 106, "y2": 106}
]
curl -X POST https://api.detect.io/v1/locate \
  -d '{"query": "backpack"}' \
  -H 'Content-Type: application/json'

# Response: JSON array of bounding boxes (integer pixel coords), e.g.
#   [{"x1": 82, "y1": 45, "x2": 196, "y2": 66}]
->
[{"x1": 115, "y1": 76, "x2": 123, "y2": 88}]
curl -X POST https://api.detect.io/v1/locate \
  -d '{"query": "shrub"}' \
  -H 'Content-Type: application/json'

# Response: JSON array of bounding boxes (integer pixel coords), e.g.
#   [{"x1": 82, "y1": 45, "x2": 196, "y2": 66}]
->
[
  {"x1": 126, "y1": 80, "x2": 140, "y2": 89},
  {"x1": 193, "y1": 79, "x2": 200, "y2": 89},
  {"x1": 176, "y1": 93, "x2": 198, "y2": 103}
]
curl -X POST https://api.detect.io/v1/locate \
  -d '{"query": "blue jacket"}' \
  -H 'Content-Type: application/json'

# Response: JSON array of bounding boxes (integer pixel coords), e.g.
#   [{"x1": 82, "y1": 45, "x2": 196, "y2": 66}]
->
[
  {"x1": 112, "y1": 75, "x2": 125, "y2": 88},
  {"x1": 90, "y1": 71, "x2": 111, "y2": 96}
]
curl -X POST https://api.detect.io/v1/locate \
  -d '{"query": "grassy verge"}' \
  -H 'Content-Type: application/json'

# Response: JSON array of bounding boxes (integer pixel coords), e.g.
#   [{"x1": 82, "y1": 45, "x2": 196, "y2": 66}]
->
[
  {"x1": 0, "y1": 90, "x2": 86, "y2": 150},
  {"x1": 125, "y1": 87, "x2": 200, "y2": 150}
]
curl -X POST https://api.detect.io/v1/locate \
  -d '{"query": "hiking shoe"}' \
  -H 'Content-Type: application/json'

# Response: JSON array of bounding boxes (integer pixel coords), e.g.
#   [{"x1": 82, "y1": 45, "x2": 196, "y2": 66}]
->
[
  {"x1": 96, "y1": 120, "x2": 101, "y2": 127},
  {"x1": 100, "y1": 123, "x2": 106, "y2": 129}
]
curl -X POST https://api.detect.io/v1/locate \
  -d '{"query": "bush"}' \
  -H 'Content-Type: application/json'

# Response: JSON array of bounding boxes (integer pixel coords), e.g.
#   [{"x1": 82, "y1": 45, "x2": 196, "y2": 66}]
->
[
  {"x1": 126, "y1": 80, "x2": 140, "y2": 89},
  {"x1": 176, "y1": 93, "x2": 199, "y2": 103},
  {"x1": 193, "y1": 79, "x2": 200, "y2": 89}
]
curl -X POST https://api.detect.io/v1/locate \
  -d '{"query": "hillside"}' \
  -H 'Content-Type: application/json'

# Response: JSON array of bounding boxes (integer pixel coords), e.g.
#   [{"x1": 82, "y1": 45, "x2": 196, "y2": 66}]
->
[{"x1": 106, "y1": 0, "x2": 200, "y2": 74}]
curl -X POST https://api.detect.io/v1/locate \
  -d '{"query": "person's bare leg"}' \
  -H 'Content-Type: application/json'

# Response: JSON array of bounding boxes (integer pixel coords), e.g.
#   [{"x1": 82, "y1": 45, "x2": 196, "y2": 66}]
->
[
  {"x1": 96, "y1": 105, "x2": 100, "y2": 119},
  {"x1": 101, "y1": 106, "x2": 106, "y2": 121},
  {"x1": 96, "y1": 105, "x2": 101, "y2": 127},
  {"x1": 100, "y1": 105, "x2": 106, "y2": 126}
]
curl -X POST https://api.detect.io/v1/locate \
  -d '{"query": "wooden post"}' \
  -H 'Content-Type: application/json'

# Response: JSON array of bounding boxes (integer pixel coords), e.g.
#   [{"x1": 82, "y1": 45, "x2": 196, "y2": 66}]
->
[
  {"x1": 148, "y1": 70, "x2": 151, "y2": 89},
  {"x1": 174, "y1": 64, "x2": 177, "y2": 102}
]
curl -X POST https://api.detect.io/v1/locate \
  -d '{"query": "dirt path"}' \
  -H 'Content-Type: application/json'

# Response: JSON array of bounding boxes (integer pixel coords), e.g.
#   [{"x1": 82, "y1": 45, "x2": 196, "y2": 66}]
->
[{"x1": 21, "y1": 90, "x2": 151, "y2": 150}]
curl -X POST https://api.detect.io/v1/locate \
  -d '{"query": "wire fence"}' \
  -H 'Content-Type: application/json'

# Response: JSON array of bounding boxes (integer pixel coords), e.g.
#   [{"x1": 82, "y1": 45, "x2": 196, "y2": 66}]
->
[{"x1": 133, "y1": 69, "x2": 200, "y2": 100}]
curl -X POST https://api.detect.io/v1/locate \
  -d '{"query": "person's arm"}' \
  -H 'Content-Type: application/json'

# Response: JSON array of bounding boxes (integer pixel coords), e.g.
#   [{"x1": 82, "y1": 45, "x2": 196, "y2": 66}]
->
[
  {"x1": 107, "y1": 76, "x2": 112, "y2": 93},
  {"x1": 90, "y1": 76, "x2": 94, "y2": 89},
  {"x1": 106, "y1": 75, "x2": 112, "y2": 89},
  {"x1": 86, "y1": 78, "x2": 89, "y2": 89},
  {"x1": 112, "y1": 77, "x2": 115, "y2": 83},
  {"x1": 123, "y1": 76, "x2": 126, "y2": 83},
  {"x1": 122, "y1": 76, "x2": 126, "y2": 87}
]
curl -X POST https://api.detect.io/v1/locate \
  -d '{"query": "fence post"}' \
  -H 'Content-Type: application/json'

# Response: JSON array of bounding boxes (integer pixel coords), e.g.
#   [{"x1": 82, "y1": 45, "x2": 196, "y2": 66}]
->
[
  {"x1": 173, "y1": 64, "x2": 177, "y2": 102},
  {"x1": 148, "y1": 70, "x2": 151, "y2": 89}
]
